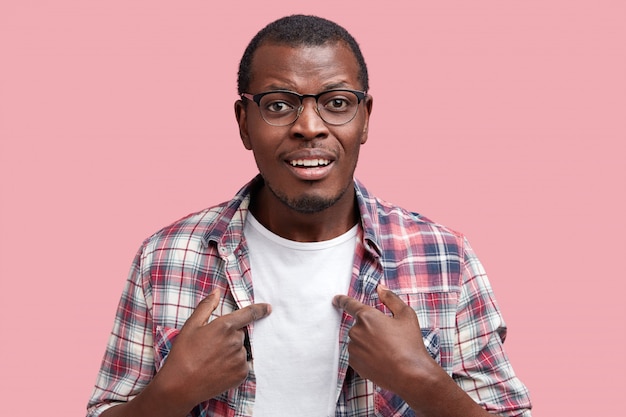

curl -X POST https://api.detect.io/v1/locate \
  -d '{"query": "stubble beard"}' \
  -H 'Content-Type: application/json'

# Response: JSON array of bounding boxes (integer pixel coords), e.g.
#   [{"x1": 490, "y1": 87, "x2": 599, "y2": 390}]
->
[{"x1": 266, "y1": 180, "x2": 351, "y2": 214}]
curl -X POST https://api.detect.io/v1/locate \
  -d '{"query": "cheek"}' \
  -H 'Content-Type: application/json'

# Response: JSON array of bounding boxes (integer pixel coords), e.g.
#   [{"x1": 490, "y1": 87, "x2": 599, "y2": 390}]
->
[
  {"x1": 338, "y1": 129, "x2": 366, "y2": 158},
  {"x1": 248, "y1": 136, "x2": 282, "y2": 171},
  {"x1": 246, "y1": 123, "x2": 280, "y2": 154}
]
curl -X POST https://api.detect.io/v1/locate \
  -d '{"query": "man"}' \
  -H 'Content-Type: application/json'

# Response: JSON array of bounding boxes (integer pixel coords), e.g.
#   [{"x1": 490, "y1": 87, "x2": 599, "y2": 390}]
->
[{"x1": 87, "y1": 15, "x2": 531, "y2": 417}]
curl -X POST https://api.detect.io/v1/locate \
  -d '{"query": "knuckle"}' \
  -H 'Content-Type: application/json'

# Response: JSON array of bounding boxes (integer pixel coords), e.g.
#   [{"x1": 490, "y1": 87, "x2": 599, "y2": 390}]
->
[
  {"x1": 221, "y1": 320, "x2": 236, "y2": 333},
  {"x1": 245, "y1": 305, "x2": 258, "y2": 322},
  {"x1": 211, "y1": 317, "x2": 236, "y2": 335},
  {"x1": 354, "y1": 307, "x2": 373, "y2": 321}
]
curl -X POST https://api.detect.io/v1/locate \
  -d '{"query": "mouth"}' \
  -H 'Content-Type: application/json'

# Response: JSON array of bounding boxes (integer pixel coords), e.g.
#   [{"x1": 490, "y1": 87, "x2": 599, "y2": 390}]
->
[{"x1": 284, "y1": 155, "x2": 335, "y2": 181}]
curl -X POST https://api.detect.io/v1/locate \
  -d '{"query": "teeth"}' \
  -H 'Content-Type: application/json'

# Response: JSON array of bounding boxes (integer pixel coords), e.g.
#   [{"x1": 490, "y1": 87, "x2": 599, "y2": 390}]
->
[{"x1": 289, "y1": 159, "x2": 330, "y2": 167}]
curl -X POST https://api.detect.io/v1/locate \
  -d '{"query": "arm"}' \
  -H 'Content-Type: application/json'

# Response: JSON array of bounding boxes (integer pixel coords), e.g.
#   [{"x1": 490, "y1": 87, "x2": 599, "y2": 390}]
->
[{"x1": 96, "y1": 289, "x2": 271, "y2": 417}]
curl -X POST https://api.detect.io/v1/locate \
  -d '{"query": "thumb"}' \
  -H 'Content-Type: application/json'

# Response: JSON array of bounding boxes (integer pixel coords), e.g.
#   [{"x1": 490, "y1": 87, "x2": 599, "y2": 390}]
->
[
  {"x1": 186, "y1": 288, "x2": 222, "y2": 327},
  {"x1": 376, "y1": 284, "x2": 413, "y2": 320}
]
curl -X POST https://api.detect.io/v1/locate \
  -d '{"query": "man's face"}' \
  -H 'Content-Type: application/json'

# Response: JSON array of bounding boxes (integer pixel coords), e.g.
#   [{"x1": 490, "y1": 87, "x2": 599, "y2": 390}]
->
[{"x1": 235, "y1": 41, "x2": 373, "y2": 214}]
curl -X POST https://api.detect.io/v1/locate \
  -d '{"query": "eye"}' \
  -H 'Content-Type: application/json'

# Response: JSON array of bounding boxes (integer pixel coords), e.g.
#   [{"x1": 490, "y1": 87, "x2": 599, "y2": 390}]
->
[
  {"x1": 321, "y1": 94, "x2": 354, "y2": 112},
  {"x1": 261, "y1": 92, "x2": 299, "y2": 114},
  {"x1": 265, "y1": 101, "x2": 293, "y2": 113}
]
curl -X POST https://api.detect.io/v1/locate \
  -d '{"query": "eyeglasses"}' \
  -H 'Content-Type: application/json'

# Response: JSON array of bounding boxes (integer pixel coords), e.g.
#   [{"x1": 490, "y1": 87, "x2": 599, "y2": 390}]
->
[{"x1": 241, "y1": 89, "x2": 367, "y2": 126}]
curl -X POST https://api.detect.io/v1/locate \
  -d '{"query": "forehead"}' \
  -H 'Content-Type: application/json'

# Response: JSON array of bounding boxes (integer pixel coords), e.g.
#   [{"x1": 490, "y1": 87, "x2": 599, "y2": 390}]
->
[{"x1": 248, "y1": 41, "x2": 362, "y2": 92}]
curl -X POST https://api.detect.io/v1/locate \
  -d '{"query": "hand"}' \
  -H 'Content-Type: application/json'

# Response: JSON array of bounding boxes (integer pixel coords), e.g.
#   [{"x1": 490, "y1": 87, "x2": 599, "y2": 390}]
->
[
  {"x1": 154, "y1": 288, "x2": 271, "y2": 411},
  {"x1": 333, "y1": 285, "x2": 435, "y2": 396},
  {"x1": 334, "y1": 286, "x2": 492, "y2": 417}
]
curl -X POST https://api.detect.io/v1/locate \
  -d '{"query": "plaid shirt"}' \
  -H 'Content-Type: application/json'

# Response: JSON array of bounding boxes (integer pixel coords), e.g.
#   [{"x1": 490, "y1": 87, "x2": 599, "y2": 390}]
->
[{"x1": 87, "y1": 176, "x2": 531, "y2": 417}]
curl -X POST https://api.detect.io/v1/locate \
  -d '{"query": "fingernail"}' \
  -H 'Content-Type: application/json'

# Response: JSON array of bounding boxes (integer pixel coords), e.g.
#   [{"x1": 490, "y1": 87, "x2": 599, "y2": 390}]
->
[
  {"x1": 332, "y1": 295, "x2": 340, "y2": 307},
  {"x1": 378, "y1": 283, "x2": 388, "y2": 290}
]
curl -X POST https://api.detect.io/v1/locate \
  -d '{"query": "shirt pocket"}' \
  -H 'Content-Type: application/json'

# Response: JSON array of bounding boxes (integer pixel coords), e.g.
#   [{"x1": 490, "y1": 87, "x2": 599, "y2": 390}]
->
[
  {"x1": 154, "y1": 325, "x2": 180, "y2": 371},
  {"x1": 372, "y1": 297, "x2": 442, "y2": 365},
  {"x1": 421, "y1": 328, "x2": 441, "y2": 364}
]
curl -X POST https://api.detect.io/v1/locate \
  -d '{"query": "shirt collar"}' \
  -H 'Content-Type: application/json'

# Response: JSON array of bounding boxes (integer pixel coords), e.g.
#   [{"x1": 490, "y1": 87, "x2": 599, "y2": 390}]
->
[
  {"x1": 353, "y1": 178, "x2": 383, "y2": 258},
  {"x1": 202, "y1": 175, "x2": 383, "y2": 258}
]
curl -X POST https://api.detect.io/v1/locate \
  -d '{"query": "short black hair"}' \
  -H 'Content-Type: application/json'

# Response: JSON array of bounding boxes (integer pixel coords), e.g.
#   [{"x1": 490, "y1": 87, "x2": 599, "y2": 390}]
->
[{"x1": 237, "y1": 15, "x2": 369, "y2": 95}]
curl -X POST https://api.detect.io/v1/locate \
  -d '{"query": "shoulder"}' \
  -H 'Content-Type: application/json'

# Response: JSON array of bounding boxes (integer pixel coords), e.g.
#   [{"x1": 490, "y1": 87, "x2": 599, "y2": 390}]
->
[
  {"x1": 140, "y1": 201, "x2": 232, "y2": 255},
  {"x1": 356, "y1": 183, "x2": 471, "y2": 293},
  {"x1": 355, "y1": 180, "x2": 466, "y2": 251},
  {"x1": 374, "y1": 197, "x2": 467, "y2": 263},
  {"x1": 138, "y1": 178, "x2": 257, "y2": 255},
  {"x1": 380, "y1": 198, "x2": 462, "y2": 240}
]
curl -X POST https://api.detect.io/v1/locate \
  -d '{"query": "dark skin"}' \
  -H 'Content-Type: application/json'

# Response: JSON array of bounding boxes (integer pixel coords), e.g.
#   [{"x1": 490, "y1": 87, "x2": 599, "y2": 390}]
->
[
  {"x1": 334, "y1": 285, "x2": 494, "y2": 417},
  {"x1": 101, "y1": 42, "x2": 494, "y2": 416},
  {"x1": 234, "y1": 42, "x2": 372, "y2": 242},
  {"x1": 100, "y1": 289, "x2": 271, "y2": 417}
]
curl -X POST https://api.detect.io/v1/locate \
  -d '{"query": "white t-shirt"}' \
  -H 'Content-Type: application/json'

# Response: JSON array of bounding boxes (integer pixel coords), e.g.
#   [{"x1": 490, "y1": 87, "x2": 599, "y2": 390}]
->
[{"x1": 244, "y1": 214, "x2": 357, "y2": 417}]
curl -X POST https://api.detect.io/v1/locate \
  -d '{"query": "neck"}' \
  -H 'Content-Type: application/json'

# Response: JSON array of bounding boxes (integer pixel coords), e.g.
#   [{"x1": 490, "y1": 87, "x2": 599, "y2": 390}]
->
[{"x1": 249, "y1": 184, "x2": 359, "y2": 242}]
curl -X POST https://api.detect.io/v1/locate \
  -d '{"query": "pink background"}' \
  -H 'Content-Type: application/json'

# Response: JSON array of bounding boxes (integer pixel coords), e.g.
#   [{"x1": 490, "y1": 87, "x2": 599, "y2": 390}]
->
[{"x1": 1, "y1": 1, "x2": 624, "y2": 415}]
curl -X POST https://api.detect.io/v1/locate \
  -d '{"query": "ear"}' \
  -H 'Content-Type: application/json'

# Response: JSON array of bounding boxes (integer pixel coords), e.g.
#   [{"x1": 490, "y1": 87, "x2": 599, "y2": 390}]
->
[
  {"x1": 360, "y1": 94, "x2": 373, "y2": 145},
  {"x1": 234, "y1": 100, "x2": 252, "y2": 150}
]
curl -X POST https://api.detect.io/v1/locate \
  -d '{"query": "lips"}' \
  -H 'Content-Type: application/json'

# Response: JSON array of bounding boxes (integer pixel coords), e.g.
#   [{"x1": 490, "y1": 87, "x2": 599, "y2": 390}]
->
[{"x1": 284, "y1": 150, "x2": 336, "y2": 181}]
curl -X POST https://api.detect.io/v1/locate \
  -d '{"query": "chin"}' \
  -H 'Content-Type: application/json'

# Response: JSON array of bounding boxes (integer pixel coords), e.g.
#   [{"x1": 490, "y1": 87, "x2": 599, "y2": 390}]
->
[
  {"x1": 270, "y1": 185, "x2": 347, "y2": 214},
  {"x1": 284, "y1": 195, "x2": 338, "y2": 214}
]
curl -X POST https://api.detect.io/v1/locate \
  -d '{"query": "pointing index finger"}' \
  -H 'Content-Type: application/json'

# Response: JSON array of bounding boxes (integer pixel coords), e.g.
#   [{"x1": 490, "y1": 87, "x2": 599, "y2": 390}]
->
[
  {"x1": 333, "y1": 294, "x2": 366, "y2": 317},
  {"x1": 227, "y1": 303, "x2": 272, "y2": 329}
]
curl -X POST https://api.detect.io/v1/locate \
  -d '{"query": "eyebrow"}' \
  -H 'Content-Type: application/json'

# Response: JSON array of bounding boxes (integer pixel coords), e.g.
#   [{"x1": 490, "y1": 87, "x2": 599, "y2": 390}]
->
[
  {"x1": 323, "y1": 81, "x2": 352, "y2": 90},
  {"x1": 261, "y1": 81, "x2": 355, "y2": 94}
]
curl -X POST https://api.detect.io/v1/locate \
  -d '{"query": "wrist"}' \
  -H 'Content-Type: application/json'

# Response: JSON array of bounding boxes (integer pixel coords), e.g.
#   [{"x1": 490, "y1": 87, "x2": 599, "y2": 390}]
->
[
  {"x1": 125, "y1": 370, "x2": 197, "y2": 417},
  {"x1": 394, "y1": 357, "x2": 445, "y2": 401},
  {"x1": 395, "y1": 361, "x2": 490, "y2": 417}
]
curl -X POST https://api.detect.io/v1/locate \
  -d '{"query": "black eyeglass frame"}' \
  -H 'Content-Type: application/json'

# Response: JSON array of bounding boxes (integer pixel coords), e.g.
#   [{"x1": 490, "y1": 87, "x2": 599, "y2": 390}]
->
[{"x1": 241, "y1": 89, "x2": 368, "y2": 126}]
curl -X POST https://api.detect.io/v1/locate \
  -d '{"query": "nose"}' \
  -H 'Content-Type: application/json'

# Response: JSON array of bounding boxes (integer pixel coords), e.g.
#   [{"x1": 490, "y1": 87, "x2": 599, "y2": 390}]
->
[{"x1": 290, "y1": 97, "x2": 328, "y2": 140}]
